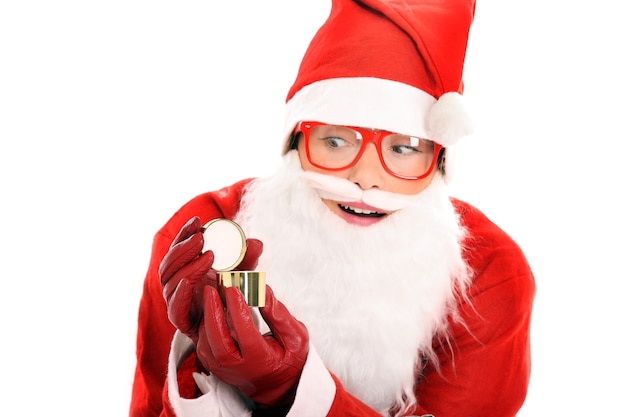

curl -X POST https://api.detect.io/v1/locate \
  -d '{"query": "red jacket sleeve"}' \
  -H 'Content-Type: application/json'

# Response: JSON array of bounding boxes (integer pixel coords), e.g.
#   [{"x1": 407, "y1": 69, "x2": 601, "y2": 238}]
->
[{"x1": 129, "y1": 179, "x2": 252, "y2": 417}]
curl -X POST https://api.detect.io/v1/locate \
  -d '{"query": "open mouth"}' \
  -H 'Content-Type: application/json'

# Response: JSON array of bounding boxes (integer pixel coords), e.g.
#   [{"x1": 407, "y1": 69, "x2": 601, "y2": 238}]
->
[{"x1": 338, "y1": 204, "x2": 386, "y2": 218}]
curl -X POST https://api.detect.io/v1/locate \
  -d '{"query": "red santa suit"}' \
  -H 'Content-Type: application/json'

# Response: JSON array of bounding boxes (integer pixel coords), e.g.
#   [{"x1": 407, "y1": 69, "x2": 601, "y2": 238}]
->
[
  {"x1": 130, "y1": 177, "x2": 535, "y2": 417},
  {"x1": 130, "y1": 0, "x2": 536, "y2": 415}
]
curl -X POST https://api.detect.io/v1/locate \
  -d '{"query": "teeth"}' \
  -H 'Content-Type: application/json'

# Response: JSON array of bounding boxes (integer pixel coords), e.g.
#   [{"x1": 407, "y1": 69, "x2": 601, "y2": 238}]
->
[{"x1": 341, "y1": 204, "x2": 378, "y2": 215}]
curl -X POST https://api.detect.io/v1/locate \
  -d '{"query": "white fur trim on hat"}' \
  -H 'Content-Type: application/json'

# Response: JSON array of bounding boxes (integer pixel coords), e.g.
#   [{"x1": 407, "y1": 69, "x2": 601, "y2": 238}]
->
[
  {"x1": 284, "y1": 77, "x2": 436, "y2": 141},
  {"x1": 284, "y1": 79, "x2": 473, "y2": 148}
]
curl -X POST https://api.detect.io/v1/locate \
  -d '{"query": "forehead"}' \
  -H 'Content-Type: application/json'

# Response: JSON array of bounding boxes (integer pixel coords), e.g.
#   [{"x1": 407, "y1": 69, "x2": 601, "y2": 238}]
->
[{"x1": 317, "y1": 123, "x2": 400, "y2": 135}]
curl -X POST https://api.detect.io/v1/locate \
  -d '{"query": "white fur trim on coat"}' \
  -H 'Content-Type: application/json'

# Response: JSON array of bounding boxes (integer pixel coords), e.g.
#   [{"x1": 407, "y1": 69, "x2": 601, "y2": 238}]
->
[
  {"x1": 167, "y1": 331, "x2": 251, "y2": 417},
  {"x1": 167, "y1": 331, "x2": 337, "y2": 416}
]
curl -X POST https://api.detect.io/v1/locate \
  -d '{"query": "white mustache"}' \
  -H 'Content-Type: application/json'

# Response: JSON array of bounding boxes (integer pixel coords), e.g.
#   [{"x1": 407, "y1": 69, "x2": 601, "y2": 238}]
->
[{"x1": 301, "y1": 170, "x2": 419, "y2": 211}]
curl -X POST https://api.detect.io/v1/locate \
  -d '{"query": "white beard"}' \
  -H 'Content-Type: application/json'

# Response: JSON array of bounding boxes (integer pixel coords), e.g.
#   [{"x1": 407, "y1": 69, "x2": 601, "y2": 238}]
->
[{"x1": 234, "y1": 151, "x2": 471, "y2": 416}]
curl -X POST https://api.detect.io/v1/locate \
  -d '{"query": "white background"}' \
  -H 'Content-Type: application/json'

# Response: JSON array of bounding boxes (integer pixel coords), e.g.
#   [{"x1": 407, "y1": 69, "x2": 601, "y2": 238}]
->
[{"x1": 1, "y1": 1, "x2": 624, "y2": 415}]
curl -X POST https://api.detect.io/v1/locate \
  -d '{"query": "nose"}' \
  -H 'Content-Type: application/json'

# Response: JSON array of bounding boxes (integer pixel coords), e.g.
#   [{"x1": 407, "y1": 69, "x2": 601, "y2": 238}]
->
[{"x1": 347, "y1": 143, "x2": 386, "y2": 190}]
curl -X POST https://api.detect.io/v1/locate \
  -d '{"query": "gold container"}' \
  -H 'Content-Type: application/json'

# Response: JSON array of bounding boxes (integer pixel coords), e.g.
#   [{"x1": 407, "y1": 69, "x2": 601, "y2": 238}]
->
[
  {"x1": 203, "y1": 218, "x2": 267, "y2": 307},
  {"x1": 218, "y1": 271, "x2": 266, "y2": 307}
]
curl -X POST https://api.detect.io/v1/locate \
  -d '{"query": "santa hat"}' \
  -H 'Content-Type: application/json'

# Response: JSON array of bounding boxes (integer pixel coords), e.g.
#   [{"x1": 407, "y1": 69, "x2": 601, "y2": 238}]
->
[{"x1": 283, "y1": 0, "x2": 476, "y2": 177}]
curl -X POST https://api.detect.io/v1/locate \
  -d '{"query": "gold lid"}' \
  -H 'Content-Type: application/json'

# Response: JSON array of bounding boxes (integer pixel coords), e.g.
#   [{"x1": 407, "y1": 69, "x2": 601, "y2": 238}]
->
[{"x1": 202, "y1": 219, "x2": 247, "y2": 271}]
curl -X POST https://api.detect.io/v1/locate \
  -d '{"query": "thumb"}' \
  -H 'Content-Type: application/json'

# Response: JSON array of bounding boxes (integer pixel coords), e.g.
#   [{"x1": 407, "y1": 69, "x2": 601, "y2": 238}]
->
[
  {"x1": 259, "y1": 286, "x2": 308, "y2": 352},
  {"x1": 236, "y1": 238, "x2": 263, "y2": 271}
]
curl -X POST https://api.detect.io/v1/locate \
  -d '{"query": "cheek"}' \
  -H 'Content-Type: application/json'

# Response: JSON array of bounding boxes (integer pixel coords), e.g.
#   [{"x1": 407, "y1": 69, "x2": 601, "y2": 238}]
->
[
  {"x1": 297, "y1": 147, "x2": 349, "y2": 178},
  {"x1": 297, "y1": 147, "x2": 312, "y2": 170},
  {"x1": 385, "y1": 171, "x2": 436, "y2": 195}
]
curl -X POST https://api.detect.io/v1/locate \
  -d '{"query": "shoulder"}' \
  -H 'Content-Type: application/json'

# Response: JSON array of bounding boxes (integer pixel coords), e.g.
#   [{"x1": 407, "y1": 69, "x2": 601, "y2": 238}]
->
[
  {"x1": 452, "y1": 198, "x2": 534, "y2": 289},
  {"x1": 452, "y1": 198, "x2": 516, "y2": 244}
]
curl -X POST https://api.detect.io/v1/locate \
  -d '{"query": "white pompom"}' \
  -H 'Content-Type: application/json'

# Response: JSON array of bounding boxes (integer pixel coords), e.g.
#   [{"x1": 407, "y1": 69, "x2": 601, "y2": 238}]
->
[{"x1": 427, "y1": 92, "x2": 474, "y2": 147}]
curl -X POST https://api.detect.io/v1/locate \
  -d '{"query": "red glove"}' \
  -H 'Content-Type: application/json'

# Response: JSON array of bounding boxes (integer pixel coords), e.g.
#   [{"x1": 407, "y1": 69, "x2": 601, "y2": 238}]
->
[
  {"x1": 159, "y1": 216, "x2": 263, "y2": 342},
  {"x1": 197, "y1": 285, "x2": 309, "y2": 408}
]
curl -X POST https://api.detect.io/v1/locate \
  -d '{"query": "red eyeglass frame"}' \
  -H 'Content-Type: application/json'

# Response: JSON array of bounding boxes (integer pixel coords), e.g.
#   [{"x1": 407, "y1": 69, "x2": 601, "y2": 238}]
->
[{"x1": 295, "y1": 121, "x2": 443, "y2": 180}]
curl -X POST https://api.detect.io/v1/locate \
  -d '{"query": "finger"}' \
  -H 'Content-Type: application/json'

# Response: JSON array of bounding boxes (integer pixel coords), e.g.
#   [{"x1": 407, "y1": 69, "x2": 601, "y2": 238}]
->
[
  {"x1": 259, "y1": 286, "x2": 308, "y2": 350},
  {"x1": 159, "y1": 233, "x2": 206, "y2": 286},
  {"x1": 167, "y1": 279, "x2": 198, "y2": 337},
  {"x1": 237, "y1": 238, "x2": 263, "y2": 271},
  {"x1": 172, "y1": 216, "x2": 203, "y2": 247},
  {"x1": 222, "y1": 286, "x2": 265, "y2": 355},
  {"x1": 159, "y1": 216, "x2": 203, "y2": 281},
  {"x1": 161, "y1": 250, "x2": 214, "y2": 303},
  {"x1": 201, "y1": 286, "x2": 242, "y2": 362}
]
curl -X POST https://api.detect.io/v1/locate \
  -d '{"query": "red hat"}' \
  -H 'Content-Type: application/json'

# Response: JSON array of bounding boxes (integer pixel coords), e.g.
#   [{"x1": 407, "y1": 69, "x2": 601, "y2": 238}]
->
[{"x1": 284, "y1": 0, "x2": 476, "y2": 149}]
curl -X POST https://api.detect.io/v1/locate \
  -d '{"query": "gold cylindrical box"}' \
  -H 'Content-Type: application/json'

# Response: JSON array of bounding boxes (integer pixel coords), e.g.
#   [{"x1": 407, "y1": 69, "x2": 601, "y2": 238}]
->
[{"x1": 218, "y1": 271, "x2": 266, "y2": 307}]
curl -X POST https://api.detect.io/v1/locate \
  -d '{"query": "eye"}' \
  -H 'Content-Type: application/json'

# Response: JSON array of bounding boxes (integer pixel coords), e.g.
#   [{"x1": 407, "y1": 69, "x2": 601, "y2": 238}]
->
[
  {"x1": 322, "y1": 136, "x2": 348, "y2": 149},
  {"x1": 390, "y1": 144, "x2": 420, "y2": 155},
  {"x1": 312, "y1": 125, "x2": 360, "y2": 150},
  {"x1": 386, "y1": 135, "x2": 423, "y2": 156}
]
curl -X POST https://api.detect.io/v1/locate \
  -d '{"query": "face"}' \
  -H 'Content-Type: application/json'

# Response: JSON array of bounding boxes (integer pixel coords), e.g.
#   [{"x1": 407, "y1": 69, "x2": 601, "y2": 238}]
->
[{"x1": 297, "y1": 137, "x2": 438, "y2": 226}]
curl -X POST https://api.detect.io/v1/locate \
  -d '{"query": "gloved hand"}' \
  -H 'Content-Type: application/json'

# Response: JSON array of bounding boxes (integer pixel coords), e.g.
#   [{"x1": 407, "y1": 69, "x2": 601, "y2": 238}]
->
[
  {"x1": 197, "y1": 284, "x2": 309, "y2": 408},
  {"x1": 159, "y1": 216, "x2": 263, "y2": 342}
]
